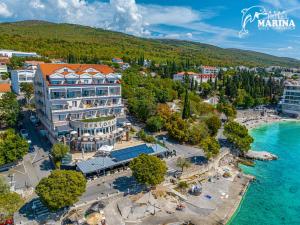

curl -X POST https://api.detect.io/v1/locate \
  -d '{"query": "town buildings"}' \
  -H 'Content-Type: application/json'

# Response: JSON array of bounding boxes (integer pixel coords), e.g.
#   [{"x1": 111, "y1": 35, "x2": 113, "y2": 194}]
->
[
  {"x1": 0, "y1": 49, "x2": 39, "y2": 58},
  {"x1": 0, "y1": 63, "x2": 7, "y2": 74},
  {"x1": 173, "y1": 72, "x2": 217, "y2": 84},
  {"x1": 279, "y1": 79, "x2": 300, "y2": 117},
  {"x1": 200, "y1": 66, "x2": 219, "y2": 74},
  {"x1": 34, "y1": 64, "x2": 127, "y2": 152}
]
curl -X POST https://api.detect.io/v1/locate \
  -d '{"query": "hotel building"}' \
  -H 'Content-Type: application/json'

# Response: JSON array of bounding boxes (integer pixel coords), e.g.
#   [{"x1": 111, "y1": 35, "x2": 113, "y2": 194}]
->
[
  {"x1": 173, "y1": 72, "x2": 216, "y2": 84},
  {"x1": 279, "y1": 79, "x2": 300, "y2": 117},
  {"x1": 34, "y1": 64, "x2": 127, "y2": 151}
]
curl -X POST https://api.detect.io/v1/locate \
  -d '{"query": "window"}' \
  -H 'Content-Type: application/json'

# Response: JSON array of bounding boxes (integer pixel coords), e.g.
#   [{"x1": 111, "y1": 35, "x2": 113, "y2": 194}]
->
[
  {"x1": 66, "y1": 79, "x2": 76, "y2": 84},
  {"x1": 51, "y1": 80, "x2": 61, "y2": 85},
  {"x1": 58, "y1": 115, "x2": 65, "y2": 121},
  {"x1": 84, "y1": 80, "x2": 89, "y2": 84}
]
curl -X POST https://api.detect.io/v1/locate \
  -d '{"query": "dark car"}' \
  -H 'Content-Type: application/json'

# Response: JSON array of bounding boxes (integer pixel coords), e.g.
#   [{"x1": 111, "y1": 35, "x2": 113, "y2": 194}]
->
[{"x1": 28, "y1": 145, "x2": 35, "y2": 153}]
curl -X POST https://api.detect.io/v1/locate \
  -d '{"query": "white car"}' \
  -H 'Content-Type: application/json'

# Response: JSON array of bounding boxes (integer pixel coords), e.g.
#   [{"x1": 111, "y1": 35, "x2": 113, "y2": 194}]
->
[
  {"x1": 20, "y1": 129, "x2": 29, "y2": 139},
  {"x1": 30, "y1": 115, "x2": 38, "y2": 124}
]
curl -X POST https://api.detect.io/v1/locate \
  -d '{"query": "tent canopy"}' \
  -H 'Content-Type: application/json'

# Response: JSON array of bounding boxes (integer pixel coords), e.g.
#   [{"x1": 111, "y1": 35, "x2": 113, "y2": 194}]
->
[{"x1": 98, "y1": 145, "x2": 113, "y2": 152}]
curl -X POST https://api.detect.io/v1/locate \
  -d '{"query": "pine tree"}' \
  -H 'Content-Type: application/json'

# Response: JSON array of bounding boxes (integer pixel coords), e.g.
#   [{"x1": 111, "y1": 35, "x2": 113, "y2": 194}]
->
[{"x1": 182, "y1": 89, "x2": 190, "y2": 119}]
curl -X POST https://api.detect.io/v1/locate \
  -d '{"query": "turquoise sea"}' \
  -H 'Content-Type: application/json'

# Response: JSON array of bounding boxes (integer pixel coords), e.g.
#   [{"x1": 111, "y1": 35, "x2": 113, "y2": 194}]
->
[{"x1": 228, "y1": 121, "x2": 300, "y2": 225}]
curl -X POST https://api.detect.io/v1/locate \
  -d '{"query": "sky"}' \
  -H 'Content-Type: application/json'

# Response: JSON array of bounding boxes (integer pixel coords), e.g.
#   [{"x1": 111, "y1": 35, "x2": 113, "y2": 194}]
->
[{"x1": 0, "y1": 0, "x2": 300, "y2": 59}]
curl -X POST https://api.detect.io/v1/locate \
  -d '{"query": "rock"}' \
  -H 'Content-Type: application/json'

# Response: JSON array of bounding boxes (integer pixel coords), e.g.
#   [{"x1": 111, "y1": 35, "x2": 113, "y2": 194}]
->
[{"x1": 245, "y1": 151, "x2": 278, "y2": 161}]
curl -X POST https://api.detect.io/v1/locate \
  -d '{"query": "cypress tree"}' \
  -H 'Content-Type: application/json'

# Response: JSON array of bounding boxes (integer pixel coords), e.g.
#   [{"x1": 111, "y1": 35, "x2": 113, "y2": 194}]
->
[{"x1": 182, "y1": 89, "x2": 190, "y2": 119}]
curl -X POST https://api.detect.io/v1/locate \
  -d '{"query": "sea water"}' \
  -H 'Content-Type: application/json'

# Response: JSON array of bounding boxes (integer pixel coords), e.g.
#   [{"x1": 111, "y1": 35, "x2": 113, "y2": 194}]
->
[{"x1": 228, "y1": 121, "x2": 300, "y2": 225}]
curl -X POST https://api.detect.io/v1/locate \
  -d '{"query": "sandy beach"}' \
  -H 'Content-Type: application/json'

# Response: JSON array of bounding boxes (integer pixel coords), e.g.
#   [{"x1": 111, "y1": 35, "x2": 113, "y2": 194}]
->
[{"x1": 235, "y1": 109, "x2": 298, "y2": 130}]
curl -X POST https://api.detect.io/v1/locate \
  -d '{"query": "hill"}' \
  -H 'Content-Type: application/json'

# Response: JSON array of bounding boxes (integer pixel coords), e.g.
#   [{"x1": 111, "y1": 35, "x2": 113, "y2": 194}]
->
[{"x1": 0, "y1": 20, "x2": 299, "y2": 67}]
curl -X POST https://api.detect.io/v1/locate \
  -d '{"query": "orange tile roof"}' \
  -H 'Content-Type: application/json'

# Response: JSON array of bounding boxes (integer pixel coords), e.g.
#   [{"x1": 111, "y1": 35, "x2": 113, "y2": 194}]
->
[
  {"x1": 39, "y1": 64, "x2": 115, "y2": 84},
  {"x1": 176, "y1": 71, "x2": 197, "y2": 75},
  {"x1": 0, "y1": 83, "x2": 11, "y2": 93},
  {"x1": 202, "y1": 66, "x2": 217, "y2": 69},
  {"x1": 24, "y1": 61, "x2": 45, "y2": 66}
]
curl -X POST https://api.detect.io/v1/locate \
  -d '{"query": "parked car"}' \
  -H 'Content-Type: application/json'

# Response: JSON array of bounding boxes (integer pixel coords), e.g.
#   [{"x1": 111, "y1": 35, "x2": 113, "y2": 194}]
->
[
  {"x1": 29, "y1": 145, "x2": 35, "y2": 153},
  {"x1": 20, "y1": 129, "x2": 29, "y2": 139},
  {"x1": 30, "y1": 115, "x2": 38, "y2": 124}
]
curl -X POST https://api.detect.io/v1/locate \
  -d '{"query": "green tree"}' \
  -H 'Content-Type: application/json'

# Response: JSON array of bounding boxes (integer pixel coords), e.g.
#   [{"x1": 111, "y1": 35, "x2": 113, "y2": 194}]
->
[
  {"x1": 217, "y1": 103, "x2": 236, "y2": 119},
  {"x1": 20, "y1": 83, "x2": 34, "y2": 104},
  {"x1": 205, "y1": 115, "x2": 222, "y2": 136},
  {"x1": 186, "y1": 123, "x2": 209, "y2": 145},
  {"x1": 176, "y1": 157, "x2": 191, "y2": 172},
  {"x1": 0, "y1": 177, "x2": 24, "y2": 222},
  {"x1": 0, "y1": 177, "x2": 9, "y2": 194},
  {"x1": 200, "y1": 137, "x2": 220, "y2": 159},
  {"x1": 129, "y1": 154, "x2": 167, "y2": 187},
  {"x1": 36, "y1": 170, "x2": 86, "y2": 211},
  {"x1": 51, "y1": 143, "x2": 70, "y2": 169},
  {"x1": 200, "y1": 82, "x2": 212, "y2": 98},
  {"x1": 182, "y1": 89, "x2": 190, "y2": 119},
  {"x1": 146, "y1": 116, "x2": 165, "y2": 132},
  {"x1": 0, "y1": 92, "x2": 20, "y2": 128},
  {"x1": 0, "y1": 129, "x2": 29, "y2": 166},
  {"x1": 224, "y1": 121, "x2": 253, "y2": 153},
  {"x1": 166, "y1": 114, "x2": 189, "y2": 143}
]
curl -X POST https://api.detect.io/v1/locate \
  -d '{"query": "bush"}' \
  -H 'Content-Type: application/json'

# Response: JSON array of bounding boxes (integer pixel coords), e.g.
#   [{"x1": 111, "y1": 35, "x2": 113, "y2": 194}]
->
[
  {"x1": 205, "y1": 115, "x2": 222, "y2": 136},
  {"x1": 146, "y1": 116, "x2": 165, "y2": 132},
  {"x1": 177, "y1": 181, "x2": 189, "y2": 191},
  {"x1": 200, "y1": 137, "x2": 220, "y2": 159},
  {"x1": 137, "y1": 129, "x2": 156, "y2": 143}
]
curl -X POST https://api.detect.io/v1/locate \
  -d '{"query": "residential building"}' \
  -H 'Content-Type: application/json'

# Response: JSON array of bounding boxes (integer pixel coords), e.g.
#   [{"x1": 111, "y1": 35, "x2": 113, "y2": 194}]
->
[
  {"x1": 200, "y1": 66, "x2": 220, "y2": 75},
  {"x1": 0, "y1": 63, "x2": 7, "y2": 74},
  {"x1": 11, "y1": 69, "x2": 36, "y2": 94},
  {"x1": 112, "y1": 58, "x2": 123, "y2": 64},
  {"x1": 24, "y1": 61, "x2": 45, "y2": 69},
  {"x1": 279, "y1": 79, "x2": 300, "y2": 117},
  {"x1": 173, "y1": 72, "x2": 216, "y2": 84},
  {"x1": 0, "y1": 83, "x2": 11, "y2": 98},
  {"x1": 0, "y1": 49, "x2": 39, "y2": 58},
  {"x1": 34, "y1": 64, "x2": 127, "y2": 151},
  {"x1": 112, "y1": 58, "x2": 130, "y2": 70}
]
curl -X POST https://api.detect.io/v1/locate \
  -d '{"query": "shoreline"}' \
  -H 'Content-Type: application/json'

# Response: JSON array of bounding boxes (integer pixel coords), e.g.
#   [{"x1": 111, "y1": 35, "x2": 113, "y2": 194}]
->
[
  {"x1": 223, "y1": 174, "x2": 254, "y2": 225},
  {"x1": 235, "y1": 109, "x2": 299, "y2": 130}
]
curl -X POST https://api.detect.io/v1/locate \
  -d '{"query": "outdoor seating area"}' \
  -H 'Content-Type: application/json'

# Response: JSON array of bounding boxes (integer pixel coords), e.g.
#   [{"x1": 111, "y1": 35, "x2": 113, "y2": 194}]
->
[{"x1": 76, "y1": 144, "x2": 168, "y2": 176}]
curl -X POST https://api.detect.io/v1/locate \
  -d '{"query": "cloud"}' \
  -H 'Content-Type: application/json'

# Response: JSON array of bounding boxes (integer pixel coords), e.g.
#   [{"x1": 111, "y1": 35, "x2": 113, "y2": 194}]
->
[
  {"x1": 0, "y1": 2, "x2": 12, "y2": 17},
  {"x1": 108, "y1": 0, "x2": 150, "y2": 36},
  {"x1": 277, "y1": 46, "x2": 294, "y2": 51}
]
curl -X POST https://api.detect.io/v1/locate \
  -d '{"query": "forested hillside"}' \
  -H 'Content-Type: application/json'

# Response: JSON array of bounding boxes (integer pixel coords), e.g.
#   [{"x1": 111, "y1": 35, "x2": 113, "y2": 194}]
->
[{"x1": 0, "y1": 20, "x2": 299, "y2": 67}]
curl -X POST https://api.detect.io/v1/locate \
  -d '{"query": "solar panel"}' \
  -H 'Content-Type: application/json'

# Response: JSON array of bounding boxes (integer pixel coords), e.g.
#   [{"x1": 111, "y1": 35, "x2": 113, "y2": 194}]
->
[{"x1": 111, "y1": 144, "x2": 154, "y2": 162}]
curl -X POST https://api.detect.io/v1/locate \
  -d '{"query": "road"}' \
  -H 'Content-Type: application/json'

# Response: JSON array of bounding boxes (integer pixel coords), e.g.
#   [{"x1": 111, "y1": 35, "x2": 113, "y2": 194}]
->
[
  {"x1": 78, "y1": 170, "x2": 144, "y2": 204},
  {"x1": 1, "y1": 110, "x2": 52, "y2": 190}
]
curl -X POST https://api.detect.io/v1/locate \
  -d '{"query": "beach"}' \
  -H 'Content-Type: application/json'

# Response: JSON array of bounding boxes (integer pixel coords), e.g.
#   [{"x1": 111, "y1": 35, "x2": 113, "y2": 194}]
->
[{"x1": 235, "y1": 109, "x2": 297, "y2": 130}]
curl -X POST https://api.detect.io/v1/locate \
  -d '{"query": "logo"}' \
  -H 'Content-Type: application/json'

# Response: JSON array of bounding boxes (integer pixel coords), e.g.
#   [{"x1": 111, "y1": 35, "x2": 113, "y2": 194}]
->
[{"x1": 239, "y1": 6, "x2": 296, "y2": 38}]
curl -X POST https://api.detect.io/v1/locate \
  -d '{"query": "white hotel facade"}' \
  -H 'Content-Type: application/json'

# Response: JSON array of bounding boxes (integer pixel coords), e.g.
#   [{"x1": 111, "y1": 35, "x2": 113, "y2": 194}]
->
[
  {"x1": 34, "y1": 64, "x2": 127, "y2": 151},
  {"x1": 279, "y1": 79, "x2": 300, "y2": 117}
]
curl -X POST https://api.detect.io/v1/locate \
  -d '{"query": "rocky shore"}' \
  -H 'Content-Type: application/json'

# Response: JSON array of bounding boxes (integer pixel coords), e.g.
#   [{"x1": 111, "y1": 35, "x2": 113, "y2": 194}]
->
[{"x1": 245, "y1": 150, "x2": 278, "y2": 161}]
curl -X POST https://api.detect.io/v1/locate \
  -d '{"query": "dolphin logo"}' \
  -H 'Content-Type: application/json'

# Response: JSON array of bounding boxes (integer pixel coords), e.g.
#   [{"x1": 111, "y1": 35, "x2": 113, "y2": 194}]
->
[{"x1": 239, "y1": 6, "x2": 268, "y2": 38}]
